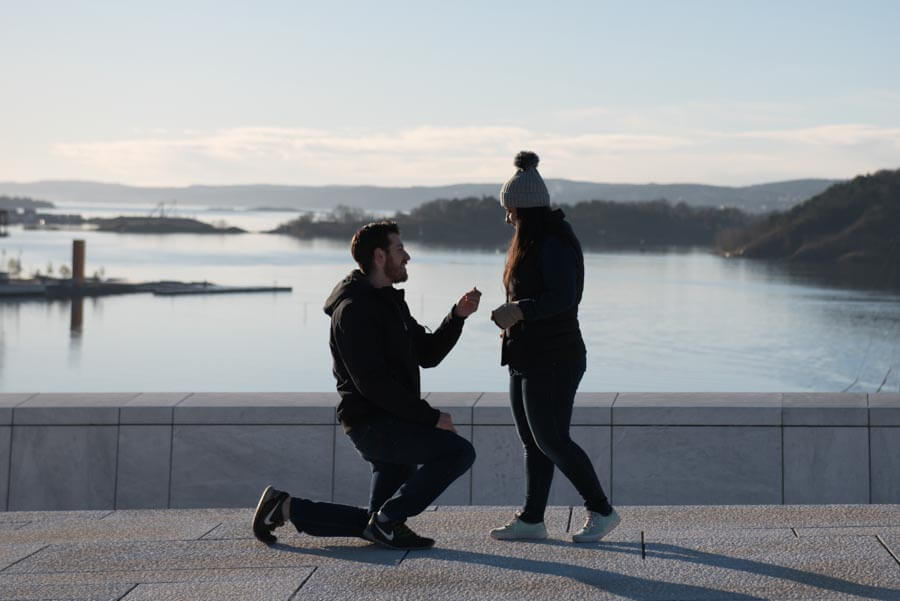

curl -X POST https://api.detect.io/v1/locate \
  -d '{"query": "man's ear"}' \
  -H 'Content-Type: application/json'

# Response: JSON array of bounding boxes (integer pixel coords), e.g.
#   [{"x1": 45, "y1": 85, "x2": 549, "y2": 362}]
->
[{"x1": 371, "y1": 247, "x2": 386, "y2": 269}]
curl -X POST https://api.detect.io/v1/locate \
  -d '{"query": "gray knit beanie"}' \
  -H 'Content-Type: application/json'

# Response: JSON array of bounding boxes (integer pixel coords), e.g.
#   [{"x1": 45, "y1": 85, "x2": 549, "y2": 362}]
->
[{"x1": 499, "y1": 151, "x2": 550, "y2": 209}]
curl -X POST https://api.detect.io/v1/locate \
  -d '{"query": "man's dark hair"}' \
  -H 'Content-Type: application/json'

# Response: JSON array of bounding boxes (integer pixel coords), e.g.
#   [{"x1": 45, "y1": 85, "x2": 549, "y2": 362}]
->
[{"x1": 351, "y1": 221, "x2": 400, "y2": 273}]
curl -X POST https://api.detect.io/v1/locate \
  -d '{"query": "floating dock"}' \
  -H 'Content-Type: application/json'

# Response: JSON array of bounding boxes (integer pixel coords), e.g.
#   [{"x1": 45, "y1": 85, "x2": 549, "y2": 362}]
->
[
  {"x1": 0, "y1": 281, "x2": 47, "y2": 296},
  {"x1": 149, "y1": 282, "x2": 293, "y2": 296},
  {"x1": 0, "y1": 279, "x2": 291, "y2": 299}
]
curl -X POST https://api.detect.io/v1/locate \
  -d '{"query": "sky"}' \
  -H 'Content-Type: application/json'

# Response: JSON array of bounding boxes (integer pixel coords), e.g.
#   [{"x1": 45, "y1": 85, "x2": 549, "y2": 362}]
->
[{"x1": 2, "y1": 0, "x2": 899, "y2": 187}]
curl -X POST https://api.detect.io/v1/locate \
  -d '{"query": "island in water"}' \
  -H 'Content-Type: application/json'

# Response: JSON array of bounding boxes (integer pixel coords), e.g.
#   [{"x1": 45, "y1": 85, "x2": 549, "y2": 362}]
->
[
  {"x1": 270, "y1": 197, "x2": 753, "y2": 251},
  {"x1": 0, "y1": 195, "x2": 54, "y2": 211},
  {"x1": 89, "y1": 216, "x2": 245, "y2": 234}
]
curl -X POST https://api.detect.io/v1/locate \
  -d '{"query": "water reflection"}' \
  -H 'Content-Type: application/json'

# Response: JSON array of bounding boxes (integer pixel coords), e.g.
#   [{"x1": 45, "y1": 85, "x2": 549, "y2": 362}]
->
[
  {"x1": 68, "y1": 301, "x2": 82, "y2": 367},
  {"x1": 738, "y1": 256, "x2": 900, "y2": 294},
  {"x1": 70, "y1": 297, "x2": 83, "y2": 335}
]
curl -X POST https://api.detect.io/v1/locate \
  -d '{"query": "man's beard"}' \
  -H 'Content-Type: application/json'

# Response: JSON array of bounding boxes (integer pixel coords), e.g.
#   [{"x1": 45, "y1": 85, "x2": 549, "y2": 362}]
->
[{"x1": 385, "y1": 256, "x2": 408, "y2": 283}]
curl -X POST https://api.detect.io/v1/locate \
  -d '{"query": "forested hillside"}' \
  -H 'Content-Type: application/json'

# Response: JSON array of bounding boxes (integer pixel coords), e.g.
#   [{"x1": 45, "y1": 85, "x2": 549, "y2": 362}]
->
[
  {"x1": 718, "y1": 169, "x2": 900, "y2": 265},
  {"x1": 273, "y1": 196, "x2": 752, "y2": 250}
]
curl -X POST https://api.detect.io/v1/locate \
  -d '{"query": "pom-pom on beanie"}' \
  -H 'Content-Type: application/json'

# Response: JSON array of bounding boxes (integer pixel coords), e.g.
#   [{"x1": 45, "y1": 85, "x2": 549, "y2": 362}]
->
[{"x1": 499, "y1": 150, "x2": 550, "y2": 209}]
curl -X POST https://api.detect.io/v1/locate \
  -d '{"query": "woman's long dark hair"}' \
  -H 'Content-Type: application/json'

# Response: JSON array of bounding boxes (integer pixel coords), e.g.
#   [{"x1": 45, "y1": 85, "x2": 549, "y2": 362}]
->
[{"x1": 503, "y1": 206, "x2": 552, "y2": 294}]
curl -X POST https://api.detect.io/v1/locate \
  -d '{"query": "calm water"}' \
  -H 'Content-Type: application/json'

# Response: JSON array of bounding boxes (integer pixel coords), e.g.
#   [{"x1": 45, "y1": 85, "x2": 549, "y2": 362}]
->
[{"x1": 2, "y1": 208, "x2": 899, "y2": 393}]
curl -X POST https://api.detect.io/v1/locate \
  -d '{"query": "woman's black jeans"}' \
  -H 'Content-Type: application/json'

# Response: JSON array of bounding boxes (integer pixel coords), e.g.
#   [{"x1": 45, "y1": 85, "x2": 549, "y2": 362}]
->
[{"x1": 509, "y1": 354, "x2": 611, "y2": 523}]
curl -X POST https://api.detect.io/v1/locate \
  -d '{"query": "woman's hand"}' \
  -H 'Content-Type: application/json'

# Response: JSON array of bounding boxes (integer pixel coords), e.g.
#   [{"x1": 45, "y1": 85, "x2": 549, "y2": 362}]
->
[{"x1": 491, "y1": 302, "x2": 524, "y2": 329}]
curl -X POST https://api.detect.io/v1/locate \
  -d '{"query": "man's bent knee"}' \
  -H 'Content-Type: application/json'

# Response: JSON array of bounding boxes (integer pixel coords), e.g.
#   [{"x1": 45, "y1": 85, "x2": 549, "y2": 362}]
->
[{"x1": 454, "y1": 436, "x2": 477, "y2": 471}]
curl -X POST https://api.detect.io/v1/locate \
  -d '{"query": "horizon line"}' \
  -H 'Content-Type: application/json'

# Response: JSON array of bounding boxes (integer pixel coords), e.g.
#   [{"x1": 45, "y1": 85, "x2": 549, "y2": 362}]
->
[{"x1": 0, "y1": 174, "x2": 849, "y2": 191}]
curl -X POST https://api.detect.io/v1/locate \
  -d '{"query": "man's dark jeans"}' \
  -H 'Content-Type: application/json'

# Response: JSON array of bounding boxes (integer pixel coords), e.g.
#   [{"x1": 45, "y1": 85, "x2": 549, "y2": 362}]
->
[
  {"x1": 289, "y1": 415, "x2": 475, "y2": 537},
  {"x1": 509, "y1": 355, "x2": 611, "y2": 523}
]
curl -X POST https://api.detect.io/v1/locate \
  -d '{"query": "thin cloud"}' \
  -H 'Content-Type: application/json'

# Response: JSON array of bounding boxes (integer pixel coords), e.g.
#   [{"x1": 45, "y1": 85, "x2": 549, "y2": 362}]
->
[
  {"x1": 735, "y1": 124, "x2": 900, "y2": 146},
  {"x1": 54, "y1": 126, "x2": 692, "y2": 162},
  {"x1": 50, "y1": 123, "x2": 900, "y2": 186},
  {"x1": 555, "y1": 100, "x2": 796, "y2": 131}
]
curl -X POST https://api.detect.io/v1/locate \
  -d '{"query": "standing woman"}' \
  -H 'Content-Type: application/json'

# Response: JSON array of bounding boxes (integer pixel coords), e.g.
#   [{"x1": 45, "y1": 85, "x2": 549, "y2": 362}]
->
[{"x1": 489, "y1": 151, "x2": 620, "y2": 542}]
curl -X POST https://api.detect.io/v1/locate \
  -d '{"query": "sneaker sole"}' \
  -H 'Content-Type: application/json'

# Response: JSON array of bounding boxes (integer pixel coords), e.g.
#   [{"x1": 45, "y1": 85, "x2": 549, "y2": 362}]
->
[{"x1": 572, "y1": 514, "x2": 621, "y2": 543}]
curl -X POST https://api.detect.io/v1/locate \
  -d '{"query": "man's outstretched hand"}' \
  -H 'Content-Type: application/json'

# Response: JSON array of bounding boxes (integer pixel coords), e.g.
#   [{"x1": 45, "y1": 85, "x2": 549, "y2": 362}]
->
[{"x1": 453, "y1": 287, "x2": 482, "y2": 318}]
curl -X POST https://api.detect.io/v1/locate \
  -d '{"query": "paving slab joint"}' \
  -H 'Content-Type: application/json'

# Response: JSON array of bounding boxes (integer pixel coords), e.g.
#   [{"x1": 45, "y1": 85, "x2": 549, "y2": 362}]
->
[
  {"x1": 198, "y1": 522, "x2": 222, "y2": 539},
  {"x1": 0, "y1": 543, "x2": 48, "y2": 573},
  {"x1": 875, "y1": 534, "x2": 900, "y2": 568},
  {"x1": 288, "y1": 566, "x2": 318, "y2": 599},
  {"x1": 115, "y1": 583, "x2": 139, "y2": 601}
]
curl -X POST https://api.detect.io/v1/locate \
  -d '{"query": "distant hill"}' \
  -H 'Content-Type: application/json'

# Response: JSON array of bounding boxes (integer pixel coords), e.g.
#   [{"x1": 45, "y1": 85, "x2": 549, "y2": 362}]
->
[
  {"x1": 718, "y1": 169, "x2": 900, "y2": 266},
  {"x1": 0, "y1": 195, "x2": 54, "y2": 210},
  {"x1": 273, "y1": 196, "x2": 754, "y2": 250},
  {"x1": 0, "y1": 178, "x2": 838, "y2": 214}
]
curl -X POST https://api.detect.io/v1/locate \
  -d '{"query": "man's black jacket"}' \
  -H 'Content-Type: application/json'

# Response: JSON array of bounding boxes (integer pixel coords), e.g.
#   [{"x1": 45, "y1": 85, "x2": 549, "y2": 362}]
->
[{"x1": 324, "y1": 270, "x2": 465, "y2": 430}]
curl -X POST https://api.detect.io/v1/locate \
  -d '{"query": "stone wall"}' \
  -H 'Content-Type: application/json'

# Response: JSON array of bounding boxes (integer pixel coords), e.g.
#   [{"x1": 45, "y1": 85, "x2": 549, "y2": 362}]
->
[{"x1": 1, "y1": 392, "x2": 898, "y2": 511}]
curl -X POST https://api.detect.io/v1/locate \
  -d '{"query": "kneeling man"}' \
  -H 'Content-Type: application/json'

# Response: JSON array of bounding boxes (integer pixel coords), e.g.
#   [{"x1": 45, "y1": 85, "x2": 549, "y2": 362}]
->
[{"x1": 253, "y1": 221, "x2": 480, "y2": 550}]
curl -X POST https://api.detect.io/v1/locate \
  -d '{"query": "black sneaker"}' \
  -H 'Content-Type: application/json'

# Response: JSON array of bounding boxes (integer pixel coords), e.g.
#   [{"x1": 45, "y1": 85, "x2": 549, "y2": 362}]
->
[
  {"x1": 362, "y1": 514, "x2": 435, "y2": 550},
  {"x1": 252, "y1": 485, "x2": 289, "y2": 545}
]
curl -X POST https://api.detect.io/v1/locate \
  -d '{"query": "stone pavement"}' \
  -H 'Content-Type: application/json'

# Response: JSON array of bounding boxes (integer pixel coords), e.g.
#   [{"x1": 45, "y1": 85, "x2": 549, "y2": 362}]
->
[{"x1": 1, "y1": 505, "x2": 899, "y2": 600}]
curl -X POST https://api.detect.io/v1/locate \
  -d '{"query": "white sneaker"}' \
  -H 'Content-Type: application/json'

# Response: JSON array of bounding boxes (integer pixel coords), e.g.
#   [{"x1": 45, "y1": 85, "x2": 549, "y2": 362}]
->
[
  {"x1": 490, "y1": 516, "x2": 548, "y2": 540},
  {"x1": 571, "y1": 508, "x2": 621, "y2": 543}
]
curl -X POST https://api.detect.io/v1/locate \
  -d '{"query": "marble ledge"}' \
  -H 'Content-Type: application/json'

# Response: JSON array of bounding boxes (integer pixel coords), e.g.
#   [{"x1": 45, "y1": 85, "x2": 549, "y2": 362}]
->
[
  {"x1": 423, "y1": 392, "x2": 481, "y2": 425},
  {"x1": 12, "y1": 393, "x2": 140, "y2": 426},
  {"x1": 613, "y1": 392, "x2": 782, "y2": 426},
  {"x1": 0, "y1": 393, "x2": 35, "y2": 426},
  {"x1": 173, "y1": 392, "x2": 341, "y2": 425},
  {"x1": 782, "y1": 392, "x2": 868, "y2": 427},
  {"x1": 868, "y1": 392, "x2": 900, "y2": 426},
  {"x1": 0, "y1": 392, "x2": 894, "y2": 427}
]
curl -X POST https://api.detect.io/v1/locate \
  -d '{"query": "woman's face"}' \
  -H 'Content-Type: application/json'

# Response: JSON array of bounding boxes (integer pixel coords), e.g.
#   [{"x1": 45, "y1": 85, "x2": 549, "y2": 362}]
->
[{"x1": 505, "y1": 207, "x2": 518, "y2": 226}]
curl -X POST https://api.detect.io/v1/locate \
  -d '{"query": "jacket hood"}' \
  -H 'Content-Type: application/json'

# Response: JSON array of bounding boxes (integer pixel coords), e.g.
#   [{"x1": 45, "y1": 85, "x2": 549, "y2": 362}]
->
[{"x1": 323, "y1": 270, "x2": 371, "y2": 316}]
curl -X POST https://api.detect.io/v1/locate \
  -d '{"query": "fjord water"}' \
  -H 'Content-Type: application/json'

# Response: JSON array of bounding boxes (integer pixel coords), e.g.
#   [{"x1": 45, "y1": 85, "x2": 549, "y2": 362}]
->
[{"x1": 1, "y1": 215, "x2": 899, "y2": 393}]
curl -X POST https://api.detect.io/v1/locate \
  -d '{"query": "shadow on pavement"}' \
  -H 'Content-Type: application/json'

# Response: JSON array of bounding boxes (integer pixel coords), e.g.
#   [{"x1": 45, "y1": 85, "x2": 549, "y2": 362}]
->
[
  {"x1": 272, "y1": 540, "x2": 401, "y2": 566},
  {"x1": 274, "y1": 537, "x2": 900, "y2": 600}
]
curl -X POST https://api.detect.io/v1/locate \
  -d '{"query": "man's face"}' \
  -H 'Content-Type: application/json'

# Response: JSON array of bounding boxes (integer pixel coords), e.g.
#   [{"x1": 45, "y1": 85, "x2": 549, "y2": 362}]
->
[{"x1": 383, "y1": 233, "x2": 410, "y2": 283}]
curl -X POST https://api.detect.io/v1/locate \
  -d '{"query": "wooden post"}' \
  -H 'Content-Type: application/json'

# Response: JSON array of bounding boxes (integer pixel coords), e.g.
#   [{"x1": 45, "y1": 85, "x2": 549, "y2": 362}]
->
[{"x1": 72, "y1": 239, "x2": 85, "y2": 284}]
